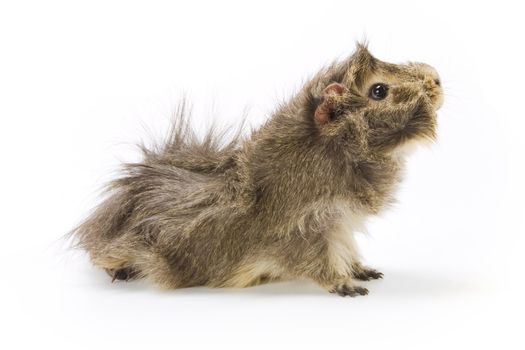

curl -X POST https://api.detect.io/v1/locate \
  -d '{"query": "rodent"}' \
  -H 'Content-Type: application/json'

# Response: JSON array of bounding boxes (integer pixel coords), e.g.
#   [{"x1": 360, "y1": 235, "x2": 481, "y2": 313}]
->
[{"x1": 72, "y1": 43, "x2": 443, "y2": 297}]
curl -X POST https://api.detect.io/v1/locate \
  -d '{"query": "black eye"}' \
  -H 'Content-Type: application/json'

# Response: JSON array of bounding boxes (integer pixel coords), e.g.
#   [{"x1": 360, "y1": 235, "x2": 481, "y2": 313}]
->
[{"x1": 369, "y1": 83, "x2": 388, "y2": 100}]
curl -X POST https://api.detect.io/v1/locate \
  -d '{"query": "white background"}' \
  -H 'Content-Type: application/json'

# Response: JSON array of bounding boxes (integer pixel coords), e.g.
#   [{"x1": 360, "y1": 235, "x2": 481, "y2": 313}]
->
[{"x1": 1, "y1": 0, "x2": 524, "y2": 349}]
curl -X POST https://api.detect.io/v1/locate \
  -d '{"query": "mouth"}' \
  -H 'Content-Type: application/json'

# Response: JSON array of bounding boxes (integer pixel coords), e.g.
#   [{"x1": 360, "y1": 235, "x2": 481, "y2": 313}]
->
[
  {"x1": 424, "y1": 81, "x2": 444, "y2": 111},
  {"x1": 430, "y1": 90, "x2": 444, "y2": 111}
]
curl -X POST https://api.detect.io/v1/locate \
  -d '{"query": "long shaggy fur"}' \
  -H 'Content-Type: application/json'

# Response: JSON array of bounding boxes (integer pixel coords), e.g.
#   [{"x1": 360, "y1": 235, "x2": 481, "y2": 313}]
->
[{"x1": 72, "y1": 44, "x2": 443, "y2": 296}]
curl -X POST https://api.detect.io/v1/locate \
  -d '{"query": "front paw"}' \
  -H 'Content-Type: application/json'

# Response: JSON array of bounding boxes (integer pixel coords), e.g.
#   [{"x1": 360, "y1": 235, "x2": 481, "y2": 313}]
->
[
  {"x1": 329, "y1": 283, "x2": 369, "y2": 297},
  {"x1": 353, "y1": 267, "x2": 383, "y2": 281}
]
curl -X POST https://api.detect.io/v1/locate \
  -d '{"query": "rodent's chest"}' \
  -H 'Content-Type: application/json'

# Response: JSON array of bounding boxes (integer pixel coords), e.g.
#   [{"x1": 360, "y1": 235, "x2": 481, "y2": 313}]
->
[
  {"x1": 294, "y1": 199, "x2": 367, "y2": 237},
  {"x1": 347, "y1": 158, "x2": 404, "y2": 213},
  {"x1": 328, "y1": 200, "x2": 367, "y2": 234}
]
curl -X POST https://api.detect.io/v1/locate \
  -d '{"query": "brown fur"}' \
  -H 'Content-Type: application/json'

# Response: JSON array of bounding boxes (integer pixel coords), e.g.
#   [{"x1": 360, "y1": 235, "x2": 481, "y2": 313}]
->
[{"x1": 71, "y1": 44, "x2": 442, "y2": 296}]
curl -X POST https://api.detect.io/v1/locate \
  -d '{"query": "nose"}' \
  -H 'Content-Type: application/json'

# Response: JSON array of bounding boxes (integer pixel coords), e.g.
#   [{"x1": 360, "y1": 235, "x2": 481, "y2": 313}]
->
[
  {"x1": 411, "y1": 63, "x2": 441, "y2": 84},
  {"x1": 411, "y1": 63, "x2": 443, "y2": 110}
]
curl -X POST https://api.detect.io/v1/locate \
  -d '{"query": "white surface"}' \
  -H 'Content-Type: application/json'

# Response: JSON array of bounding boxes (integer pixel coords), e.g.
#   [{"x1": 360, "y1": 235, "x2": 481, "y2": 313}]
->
[{"x1": 1, "y1": 1, "x2": 524, "y2": 349}]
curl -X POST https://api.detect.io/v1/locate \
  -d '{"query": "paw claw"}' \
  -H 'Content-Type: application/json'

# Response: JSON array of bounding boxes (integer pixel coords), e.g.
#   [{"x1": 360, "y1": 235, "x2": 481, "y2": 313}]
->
[
  {"x1": 353, "y1": 268, "x2": 384, "y2": 281},
  {"x1": 331, "y1": 283, "x2": 369, "y2": 297}
]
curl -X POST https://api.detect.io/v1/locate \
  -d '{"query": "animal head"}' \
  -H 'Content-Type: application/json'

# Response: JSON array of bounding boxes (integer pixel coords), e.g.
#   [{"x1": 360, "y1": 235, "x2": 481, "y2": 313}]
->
[
  {"x1": 311, "y1": 44, "x2": 443, "y2": 155},
  {"x1": 242, "y1": 44, "x2": 443, "y2": 208}
]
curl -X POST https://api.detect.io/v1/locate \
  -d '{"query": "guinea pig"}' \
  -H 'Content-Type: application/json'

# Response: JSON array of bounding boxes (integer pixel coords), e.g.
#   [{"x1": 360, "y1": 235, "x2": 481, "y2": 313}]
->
[{"x1": 72, "y1": 43, "x2": 442, "y2": 296}]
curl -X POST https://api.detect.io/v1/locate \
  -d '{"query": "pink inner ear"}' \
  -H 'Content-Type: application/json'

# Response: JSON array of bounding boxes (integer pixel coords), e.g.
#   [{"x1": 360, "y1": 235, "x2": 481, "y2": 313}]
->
[
  {"x1": 323, "y1": 82, "x2": 346, "y2": 96},
  {"x1": 314, "y1": 83, "x2": 347, "y2": 125}
]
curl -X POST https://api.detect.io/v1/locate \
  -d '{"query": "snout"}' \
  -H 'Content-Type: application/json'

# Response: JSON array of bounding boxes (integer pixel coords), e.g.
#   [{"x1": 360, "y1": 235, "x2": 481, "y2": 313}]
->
[{"x1": 411, "y1": 63, "x2": 443, "y2": 110}]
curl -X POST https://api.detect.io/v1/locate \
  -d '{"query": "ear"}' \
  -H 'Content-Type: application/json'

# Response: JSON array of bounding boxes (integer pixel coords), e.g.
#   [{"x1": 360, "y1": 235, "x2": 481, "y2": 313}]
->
[{"x1": 314, "y1": 82, "x2": 347, "y2": 125}]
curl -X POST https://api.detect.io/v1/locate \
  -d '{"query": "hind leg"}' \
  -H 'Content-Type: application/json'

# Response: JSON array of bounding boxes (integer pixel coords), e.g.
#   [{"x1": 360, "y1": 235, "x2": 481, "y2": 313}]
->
[
  {"x1": 87, "y1": 235, "x2": 143, "y2": 283},
  {"x1": 105, "y1": 267, "x2": 138, "y2": 282},
  {"x1": 93, "y1": 254, "x2": 140, "y2": 282}
]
